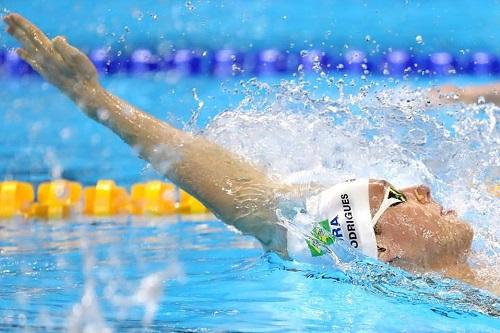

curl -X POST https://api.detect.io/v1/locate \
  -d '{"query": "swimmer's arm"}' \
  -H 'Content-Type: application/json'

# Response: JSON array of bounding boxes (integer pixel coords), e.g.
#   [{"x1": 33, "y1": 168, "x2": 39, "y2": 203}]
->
[
  {"x1": 76, "y1": 86, "x2": 288, "y2": 248},
  {"x1": 4, "y1": 13, "x2": 290, "y2": 250},
  {"x1": 431, "y1": 83, "x2": 500, "y2": 106}
]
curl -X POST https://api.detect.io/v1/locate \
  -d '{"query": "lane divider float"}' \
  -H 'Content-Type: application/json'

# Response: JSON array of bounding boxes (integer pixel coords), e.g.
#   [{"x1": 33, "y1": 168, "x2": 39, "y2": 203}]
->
[
  {"x1": 1, "y1": 48, "x2": 498, "y2": 77},
  {"x1": 0, "y1": 181, "x2": 34, "y2": 218},
  {"x1": 0, "y1": 179, "x2": 210, "y2": 220}
]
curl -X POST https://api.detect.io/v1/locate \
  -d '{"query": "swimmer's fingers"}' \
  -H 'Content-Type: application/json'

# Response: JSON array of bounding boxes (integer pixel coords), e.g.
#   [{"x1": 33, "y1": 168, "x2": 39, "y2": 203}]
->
[
  {"x1": 4, "y1": 14, "x2": 52, "y2": 53},
  {"x1": 52, "y1": 36, "x2": 97, "y2": 80},
  {"x1": 4, "y1": 14, "x2": 63, "y2": 75},
  {"x1": 16, "y1": 48, "x2": 46, "y2": 76},
  {"x1": 4, "y1": 15, "x2": 35, "y2": 52}
]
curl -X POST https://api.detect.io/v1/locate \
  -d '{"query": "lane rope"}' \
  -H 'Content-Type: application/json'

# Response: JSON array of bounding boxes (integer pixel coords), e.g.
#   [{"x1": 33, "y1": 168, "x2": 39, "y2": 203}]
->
[
  {"x1": 0, "y1": 180, "x2": 210, "y2": 219},
  {"x1": 1, "y1": 48, "x2": 498, "y2": 76}
]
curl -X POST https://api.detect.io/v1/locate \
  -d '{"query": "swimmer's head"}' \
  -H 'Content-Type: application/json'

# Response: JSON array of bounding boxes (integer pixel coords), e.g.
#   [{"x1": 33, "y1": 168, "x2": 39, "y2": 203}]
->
[{"x1": 369, "y1": 180, "x2": 473, "y2": 270}]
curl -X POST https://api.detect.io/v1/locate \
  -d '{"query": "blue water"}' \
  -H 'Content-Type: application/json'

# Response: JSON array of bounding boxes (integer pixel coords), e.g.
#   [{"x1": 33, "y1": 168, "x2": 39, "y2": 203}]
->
[
  {"x1": 1, "y1": 1, "x2": 499, "y2": 331},
  {"x1": 1, "y1": 0, "x2": 499, "y2": 53},
  {"x1": 0, "y1": 75, "x2": 499, "y2": 332},
  {"x1": 0, "y1": 216, "x2": 498, "y2": 332},
  {"x1": 0, "y1": 74, "x2": 496, "y2": 185}
]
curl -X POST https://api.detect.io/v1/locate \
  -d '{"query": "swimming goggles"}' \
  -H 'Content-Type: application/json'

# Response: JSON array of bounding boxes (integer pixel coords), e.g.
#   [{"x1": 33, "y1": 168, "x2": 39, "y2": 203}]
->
[{"x1": 371, "y1": 185, "x2": 407, "y2": 227}]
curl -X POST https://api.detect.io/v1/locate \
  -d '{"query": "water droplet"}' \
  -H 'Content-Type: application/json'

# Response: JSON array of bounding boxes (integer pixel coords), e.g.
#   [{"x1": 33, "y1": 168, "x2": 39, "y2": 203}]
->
[
  {"x1": 122, "y1": 105, "x2": 134, "y2": 116},
  {"x1": 55, "y1": 183, "x2": 69, "y2": 199},
  {"x1": 282, "y1": 15, "x2": 288, "y2": 20},
  {"x1": 364, "y1": 35, "x2": 371, "y2": 42},
  {"x1": 133, "y1": 9, "x2": 144, "y2": 21},
  {"x1": 232, "y1": 63, "x2": 241, "y2": 73},
  {"x1": 415, "y1": 35, "x2": 424, "y2": 44},
  {"x1": 60, "y1": 127, "x2": 72, "y2": 141},
  {"x1": 185, "y1": 1, "x2": 196, "y2": 11},
  {"x1": 51, "y1": 165, "x2": 63, "y2": 179},
  {"x1": 97, "y1": 108, "x2": 110, "y2": 121},
  {"x1": 96, "y1": 24, "x2": 106, "y2": 35},
  {"x1": 478, "y1": 96, "x2": 486, "y2": 104}
]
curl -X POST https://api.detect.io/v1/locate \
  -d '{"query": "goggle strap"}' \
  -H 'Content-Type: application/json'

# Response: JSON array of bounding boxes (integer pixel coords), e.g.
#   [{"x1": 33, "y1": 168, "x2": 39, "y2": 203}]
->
[{"x1": 371, "y1": 186, "x2": 403, "y2": 227}]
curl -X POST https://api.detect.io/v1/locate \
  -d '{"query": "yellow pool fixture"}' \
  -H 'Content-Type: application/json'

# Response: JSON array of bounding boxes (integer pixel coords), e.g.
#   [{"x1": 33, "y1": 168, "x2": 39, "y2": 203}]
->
[
  {"x1": 0, "y1": 181, "x2": 34, "y2": 218},
  {"x1": 0, "y1": 179, "x2": 211, "y2": 220}
]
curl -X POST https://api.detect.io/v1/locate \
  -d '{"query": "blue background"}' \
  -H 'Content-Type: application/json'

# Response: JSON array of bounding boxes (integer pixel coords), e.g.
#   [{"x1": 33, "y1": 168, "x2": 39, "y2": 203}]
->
[{"x1": 1, "y1": 0, "x2": 499, "y2": 54}]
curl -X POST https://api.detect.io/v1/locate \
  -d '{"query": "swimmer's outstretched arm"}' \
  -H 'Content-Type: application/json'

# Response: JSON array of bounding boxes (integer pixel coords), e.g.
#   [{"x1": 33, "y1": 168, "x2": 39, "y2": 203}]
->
[
  {"x1": 431, "y1": 83, "x2": 500, "y2": 106},
  {"x1": 4, "y1": 13, "x2": 289, "y2": 251}
]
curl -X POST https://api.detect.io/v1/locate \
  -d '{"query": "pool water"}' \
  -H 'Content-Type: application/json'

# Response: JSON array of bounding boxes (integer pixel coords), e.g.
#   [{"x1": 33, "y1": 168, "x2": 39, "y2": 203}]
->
[
  {"x1": 0, "y1": 217, "x2": 498, "y2": 332},
  {"x1": 0, "y1": 74, "x2": 499, "y2": 332},
  {"x1": 2, "y1": 0, "x2": 499, "y2": 53},
  {"x1": 1, "y1": 0, "x2": 500, "y2": 329}
]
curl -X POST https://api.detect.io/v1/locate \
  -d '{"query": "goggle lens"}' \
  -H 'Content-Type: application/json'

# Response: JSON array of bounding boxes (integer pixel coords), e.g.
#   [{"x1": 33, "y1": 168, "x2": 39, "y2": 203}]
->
[{"x1": 388, "y1": 187, "x2": 407, "y2": 207}]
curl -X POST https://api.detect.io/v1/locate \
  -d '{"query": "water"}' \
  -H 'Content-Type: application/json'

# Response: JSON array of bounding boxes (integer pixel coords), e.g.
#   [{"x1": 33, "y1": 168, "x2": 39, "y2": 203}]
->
[
  {"x1": 1, "y1": 0, "x2": 500, "y2": 329},
  {"x1": 0, "y1": 218, "x2": 498, "y2": 332},
  {"x1": 0, "y1": 73, "x2": 499, "y2": 331},
  {"x1": 1, "y1": 0, "x2": 499, "y2": 53},
  {"x1": 205, "y1": 75, "x2": 499, "y2": 289}
]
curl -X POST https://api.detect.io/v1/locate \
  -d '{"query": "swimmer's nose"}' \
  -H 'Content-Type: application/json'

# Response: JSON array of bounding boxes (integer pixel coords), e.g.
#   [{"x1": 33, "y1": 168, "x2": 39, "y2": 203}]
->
[{"x1": 414, "y1": 185, "x2": 431, "y2": 204}]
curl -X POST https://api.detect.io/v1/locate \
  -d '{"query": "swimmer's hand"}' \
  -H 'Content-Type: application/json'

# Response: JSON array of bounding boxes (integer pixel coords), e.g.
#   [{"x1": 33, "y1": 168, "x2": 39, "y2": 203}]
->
[
  {"x1": 430, "y1": 83, "x2": 500, "y2": 106},
  {"x1": 4, "y1": 13, "x2": 98, "y2": 97},
  {"x1": 428, "y1": 85, "x2": 471, "y2": 105}
]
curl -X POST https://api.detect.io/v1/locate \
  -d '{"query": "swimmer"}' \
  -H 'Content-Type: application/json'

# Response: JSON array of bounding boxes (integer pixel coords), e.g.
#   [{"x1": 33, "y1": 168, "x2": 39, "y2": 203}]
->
[
  {"x1": 3, "y1": 14, "x2": 494, "y2": 293},
  {"x1": 432, "y1": 82, "x2": 500, "y2": 106}
]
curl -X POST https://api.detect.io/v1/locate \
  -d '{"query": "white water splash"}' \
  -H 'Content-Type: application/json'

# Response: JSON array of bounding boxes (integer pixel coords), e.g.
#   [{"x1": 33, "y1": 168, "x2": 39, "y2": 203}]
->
[
  {"x1": 204, "y1": 77, "x2": 499, "y2": 279},
  {"x1": 66, "y1": 232, "x2": 184, "y2": 331},
  {"x1": 107, "y1": 262, "x2": 184, "y2": 325},
  {"x1": 67, "y1": 243, "x2": 112, "y2": 333}
]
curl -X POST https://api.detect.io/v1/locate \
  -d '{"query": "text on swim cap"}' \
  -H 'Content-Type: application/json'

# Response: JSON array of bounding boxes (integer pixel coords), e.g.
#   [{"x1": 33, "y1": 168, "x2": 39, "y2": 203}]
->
[
  {"x1": 329, "y1": 215, "x2": 343, "y2": 238},
  {"x1": 340, "y1": 193, "x2": 359, "y2": 248}
]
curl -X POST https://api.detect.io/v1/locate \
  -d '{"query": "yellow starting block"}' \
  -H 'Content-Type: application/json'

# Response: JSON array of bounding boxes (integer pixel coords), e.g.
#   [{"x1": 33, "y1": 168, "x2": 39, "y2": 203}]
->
[
  {"x1": 31, "y1": 180, "x2": 83, "y2": 219},
  {"x1": 130, "y1": 181, "x2": 176, "y2": 215},
  {"x1": 177, "y1": 190, "x2": 210, "y2": 214},
  {"x1": 0, "y1": 181, "x2": 34, "y2": 218},
  {"x1": 83, "y1": 180, "x2": 129, "y2": 216}
]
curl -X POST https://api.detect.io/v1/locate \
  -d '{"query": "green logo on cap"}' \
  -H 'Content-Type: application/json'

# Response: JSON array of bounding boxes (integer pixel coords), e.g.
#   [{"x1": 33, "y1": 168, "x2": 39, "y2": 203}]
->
[{"x1": 306, "y1": 219, "x2": 335, "y2": 256}]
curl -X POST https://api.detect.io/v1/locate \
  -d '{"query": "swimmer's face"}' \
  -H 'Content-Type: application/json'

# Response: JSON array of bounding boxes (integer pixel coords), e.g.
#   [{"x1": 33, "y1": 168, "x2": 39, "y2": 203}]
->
[{"x1": 369, "y1": 180, "x2": 473, "y2": 270}]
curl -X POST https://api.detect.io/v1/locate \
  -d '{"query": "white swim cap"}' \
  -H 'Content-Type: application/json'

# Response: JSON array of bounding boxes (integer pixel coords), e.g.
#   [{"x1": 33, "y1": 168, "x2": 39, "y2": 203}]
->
[
  {"x1": 287, "y1": 178, "x2": 407, "y2": 261},
  {"x1": 305, "y1": 179, "x2": 377, "y2": 257}
]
